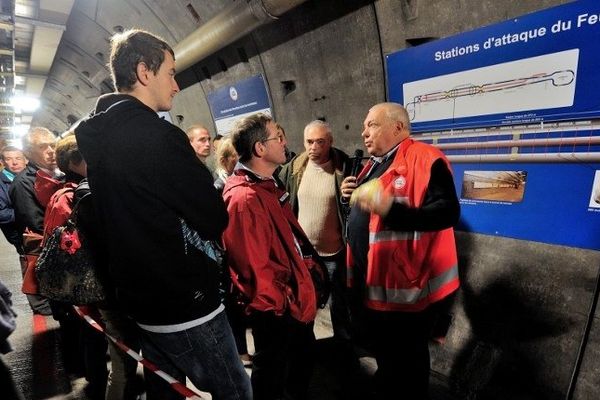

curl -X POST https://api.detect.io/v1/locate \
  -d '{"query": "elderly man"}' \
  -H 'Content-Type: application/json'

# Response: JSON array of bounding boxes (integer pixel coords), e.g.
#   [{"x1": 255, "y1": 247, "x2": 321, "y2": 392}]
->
[
  {"x1": 279, "y1": 120, "x2": 351, "y2": 341},
  {"x1": 223, "y1": 113, "x2": 325, "y2": 400},
  {"x1": 10, "y1": 128, "x2": 57, "y2": 237},
  {"x1": 1, "y1": 146, "x2": 28, "y2": 177},
  {"x1": 75, "y1": 29, "x2": 250, "y2": 400},
  {"x1": 9, "y1": 128, "x2": 57, "y2": 315},
  {"x1": 0, "y1": 146, "x2": 28, "y2": 249},
  {"x1": 342, "y1": 102, "x2": 460, "y2": 399},
  {"x1": 186, "y1": 124, "x2": 212, "y2": 162}
]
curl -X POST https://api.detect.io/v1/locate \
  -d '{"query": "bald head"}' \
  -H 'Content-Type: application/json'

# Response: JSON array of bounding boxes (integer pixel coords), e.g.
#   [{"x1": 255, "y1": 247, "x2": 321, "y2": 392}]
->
[
  {"x1": 378, "y1": 103, "x2": 411, "y2": 132},
  {"x1": 186, "y1": 124, "x2": 211, "y2": 160},
  {"x1": 361, "y1": 102, "x2": 411, "y2": 156}
]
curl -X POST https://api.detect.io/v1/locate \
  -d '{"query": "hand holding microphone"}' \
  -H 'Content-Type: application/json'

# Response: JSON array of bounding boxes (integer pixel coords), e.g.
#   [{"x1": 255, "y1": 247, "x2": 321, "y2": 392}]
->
[
  {"x1": 341, "y1": 149, "x2": 364, "y2": 202},
  {"x1": 342, "y1": 149, "x2": 392, "y2": 215},
  {"x1": 350, "y1": 149, "x2": 364, "y2": 177}
]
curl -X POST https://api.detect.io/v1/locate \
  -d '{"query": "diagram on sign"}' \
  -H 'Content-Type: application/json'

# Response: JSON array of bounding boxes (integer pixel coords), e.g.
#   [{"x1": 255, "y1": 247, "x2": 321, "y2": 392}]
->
[{"x1": 403, "y1": 49, "x2": 579, "y2": 123}]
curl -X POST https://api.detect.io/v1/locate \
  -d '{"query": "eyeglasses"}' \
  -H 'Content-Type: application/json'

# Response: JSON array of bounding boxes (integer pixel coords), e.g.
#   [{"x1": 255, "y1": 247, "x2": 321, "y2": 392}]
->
[{"x1": 262, "y1": 134, "x2": 284, "y2": 144}]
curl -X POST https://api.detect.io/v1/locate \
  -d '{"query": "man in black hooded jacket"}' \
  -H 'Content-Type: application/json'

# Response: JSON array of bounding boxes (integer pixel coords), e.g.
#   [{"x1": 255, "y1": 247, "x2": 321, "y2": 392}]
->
[{"x1": 75, "y1": 29, "x2": 251, "y2": 400}]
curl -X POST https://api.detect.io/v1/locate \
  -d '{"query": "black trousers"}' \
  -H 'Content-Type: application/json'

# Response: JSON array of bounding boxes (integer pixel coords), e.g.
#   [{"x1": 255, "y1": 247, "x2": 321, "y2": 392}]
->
[
  {"x1": 225, "y1": 296, "x2": 249, "y2": 355},
  {"x1": 250, "y1": 311, "x2": 315, "y2": 400},
  {"x1": 367, "y1": 307, "x2": 438, "y2": 400}
]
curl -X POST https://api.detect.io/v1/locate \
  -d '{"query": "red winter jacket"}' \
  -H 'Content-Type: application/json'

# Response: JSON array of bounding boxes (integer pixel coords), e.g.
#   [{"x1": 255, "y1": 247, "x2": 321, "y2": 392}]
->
[
  {"x1": 42, "y1": 182, "x2": 77, "y2": 242},
  {"x1": 222, "y1": 168, "x2": 317, "y2": 323}
]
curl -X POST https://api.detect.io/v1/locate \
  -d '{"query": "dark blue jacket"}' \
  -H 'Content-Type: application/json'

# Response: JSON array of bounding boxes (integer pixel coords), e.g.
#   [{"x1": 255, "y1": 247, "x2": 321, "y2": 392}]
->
[{"x1": 0, "y1": 171, "x2": 20, "y2": 249}]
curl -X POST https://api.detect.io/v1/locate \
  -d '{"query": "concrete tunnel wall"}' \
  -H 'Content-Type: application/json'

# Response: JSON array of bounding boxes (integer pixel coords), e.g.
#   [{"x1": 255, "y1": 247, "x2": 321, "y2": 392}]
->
[{"x1": 171, "y1": 1, "x2": 600, "y2": 399}]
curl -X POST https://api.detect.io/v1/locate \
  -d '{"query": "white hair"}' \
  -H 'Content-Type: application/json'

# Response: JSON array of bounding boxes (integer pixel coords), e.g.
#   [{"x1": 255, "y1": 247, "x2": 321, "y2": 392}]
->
[{"x1": 303, "y1": 119, "x2": 332, "y2": 138}]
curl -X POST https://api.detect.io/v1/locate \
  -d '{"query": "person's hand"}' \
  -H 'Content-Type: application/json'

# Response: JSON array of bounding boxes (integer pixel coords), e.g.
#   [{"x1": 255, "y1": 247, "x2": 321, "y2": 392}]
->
[
  {"x1": 341, "y1": 176, "x2": 358, "y2": 202},
  {"x1": 350, "y1": 179, "x2": 393, "y2": 216}
]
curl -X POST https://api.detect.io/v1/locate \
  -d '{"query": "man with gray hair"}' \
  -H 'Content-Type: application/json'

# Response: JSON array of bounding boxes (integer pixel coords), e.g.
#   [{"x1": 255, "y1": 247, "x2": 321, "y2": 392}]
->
[
  {"x1": 279, "y1": 120, "x2": 352, "y2": 343},
  {"x1": 10, "y1": 128, "x2": 58, "y2": 237},
  {"x1": 341, "y1": 102, "x2": 460, "y2": 399},
  {"x1": 9, "y1": 127, "x2": 57, "y2": 315}
]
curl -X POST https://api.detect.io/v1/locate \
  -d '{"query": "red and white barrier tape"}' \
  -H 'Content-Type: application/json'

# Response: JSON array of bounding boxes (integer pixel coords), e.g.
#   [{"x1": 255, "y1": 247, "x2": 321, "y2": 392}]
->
[{"x1": 73, "y1": 306, "x2": 206, "y2": 400}]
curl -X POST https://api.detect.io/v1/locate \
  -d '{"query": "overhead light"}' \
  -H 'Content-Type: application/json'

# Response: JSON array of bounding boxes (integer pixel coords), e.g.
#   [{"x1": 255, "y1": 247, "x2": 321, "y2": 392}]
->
[
  {"x1": 15, "y1": 4, "x2": 27, "y2": 15},
  {"x1": 6, "y1": 139, "x2": 22, "y2": 149},
  {"x1": 11, "y1": 124, "x2": 30, "y2": 138},
  {"x1": 15, "y1": 3, "x2": 34, "y2": 18},
  {"x1": 11, "y1": 96, "x2": 41, "y2": 113}
]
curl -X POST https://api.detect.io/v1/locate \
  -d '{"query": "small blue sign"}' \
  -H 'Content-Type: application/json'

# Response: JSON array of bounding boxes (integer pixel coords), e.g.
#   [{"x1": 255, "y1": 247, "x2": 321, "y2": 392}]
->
[
  {"x1": 387, "y1": 1, "x2": 600, "y2": 132},
  {"x1": 207, "y1": 74, "x2": 272, "y2": 135}
]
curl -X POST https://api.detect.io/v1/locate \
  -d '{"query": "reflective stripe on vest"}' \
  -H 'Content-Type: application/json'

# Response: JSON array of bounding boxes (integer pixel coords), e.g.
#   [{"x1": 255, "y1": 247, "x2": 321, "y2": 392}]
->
[
  {"x1": 366, "y1": 263, "x2": 459, "y2": 304},
  {"x1": 369, "y1": 230, "x2": 421, "y2": 243}
]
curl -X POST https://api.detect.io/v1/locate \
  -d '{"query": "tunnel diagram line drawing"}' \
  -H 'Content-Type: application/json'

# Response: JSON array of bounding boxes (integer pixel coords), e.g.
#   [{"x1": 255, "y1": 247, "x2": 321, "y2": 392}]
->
[
  {"x1": 406, "y1": 70, "x2": 574, "y2": 120},
  {"x1": 403, "y1": 49, "x2": 579, "y2": 123}
]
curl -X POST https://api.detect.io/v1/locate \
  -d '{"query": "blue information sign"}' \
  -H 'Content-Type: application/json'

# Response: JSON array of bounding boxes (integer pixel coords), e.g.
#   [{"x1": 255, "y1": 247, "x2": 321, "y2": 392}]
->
[
  {"x1": 207, "y1": 74, "x2": 272, "y2": 136},
  {"x1": 387, "y1": 1, "x2": 600, "y2": 132}
]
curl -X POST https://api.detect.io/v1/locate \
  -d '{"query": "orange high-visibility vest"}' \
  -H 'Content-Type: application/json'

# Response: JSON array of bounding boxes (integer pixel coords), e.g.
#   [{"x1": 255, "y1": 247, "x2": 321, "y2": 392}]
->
[{"x1": 348, "y1": 138, "x2": 459, "y2": 312}]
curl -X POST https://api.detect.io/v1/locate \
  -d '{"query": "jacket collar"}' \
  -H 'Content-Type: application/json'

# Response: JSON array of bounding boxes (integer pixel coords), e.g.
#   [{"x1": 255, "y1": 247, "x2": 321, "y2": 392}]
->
[
  {"x1": 389, "y1": 138, "x2": 415, "y2": 176},
  {"x1": 225, "y1": 164, "x2": 285, "y2": 195},
  {"x1": 290, "y1": 147, "x2": 345, "y2": 177},
  {"x1": 94, "y1": 93, "x2": 140, "y2": 114},
  {"x1": 1, "y1": 169, "x2": 14, "y2": 182}
]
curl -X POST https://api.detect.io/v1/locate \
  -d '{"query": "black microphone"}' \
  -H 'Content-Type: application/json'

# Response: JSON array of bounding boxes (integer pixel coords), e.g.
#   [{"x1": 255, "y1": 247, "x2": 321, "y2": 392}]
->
[{"x1": 350, "y1": 149, "x2": 364, "y2": 177}]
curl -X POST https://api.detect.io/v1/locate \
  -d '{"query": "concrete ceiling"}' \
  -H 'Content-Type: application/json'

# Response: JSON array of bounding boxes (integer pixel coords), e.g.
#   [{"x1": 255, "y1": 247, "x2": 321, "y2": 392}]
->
[
  {"x1": 19, "y1": 0, "x2": 314, "y2": 136},
  {"x1": 1, "y1": 0, "x2": 218, "y2": 140},
  {"x1": 21, "y1": 1, "x2": 72, "y2": 121}
]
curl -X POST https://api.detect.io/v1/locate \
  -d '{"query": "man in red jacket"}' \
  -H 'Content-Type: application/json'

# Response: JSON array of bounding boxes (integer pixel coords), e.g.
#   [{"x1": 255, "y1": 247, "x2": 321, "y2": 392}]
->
[
  {"x1": 223, "y1": 113, "x2": 324, "y2": 400},
  {"x1": 342, "y1": 102, "x2": 460, "y2": 399}
]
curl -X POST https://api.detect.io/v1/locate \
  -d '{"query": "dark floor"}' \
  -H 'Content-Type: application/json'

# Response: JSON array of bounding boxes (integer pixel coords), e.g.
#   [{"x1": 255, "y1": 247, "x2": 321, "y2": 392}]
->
[{"x1": 0, "y1": 234, "x2": 455, "y2": 400}]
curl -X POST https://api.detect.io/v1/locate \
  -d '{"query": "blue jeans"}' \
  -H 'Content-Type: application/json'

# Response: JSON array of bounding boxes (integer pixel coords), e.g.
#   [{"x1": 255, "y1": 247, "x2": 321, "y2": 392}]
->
[{"x1": 140, "y1": 310, "x2": 252, "y2": 400}]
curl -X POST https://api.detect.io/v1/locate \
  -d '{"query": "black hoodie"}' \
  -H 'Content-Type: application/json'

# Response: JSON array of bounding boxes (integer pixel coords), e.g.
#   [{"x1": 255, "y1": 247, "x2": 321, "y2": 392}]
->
[{"x1": 75, "y1": 93, "x2": 228, "y2": 325}]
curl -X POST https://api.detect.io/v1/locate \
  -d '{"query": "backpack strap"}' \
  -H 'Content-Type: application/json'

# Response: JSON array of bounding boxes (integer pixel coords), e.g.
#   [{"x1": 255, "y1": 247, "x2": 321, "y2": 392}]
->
[{"x1": 69, "y1": 191, "x2": 91, "y2": 226}]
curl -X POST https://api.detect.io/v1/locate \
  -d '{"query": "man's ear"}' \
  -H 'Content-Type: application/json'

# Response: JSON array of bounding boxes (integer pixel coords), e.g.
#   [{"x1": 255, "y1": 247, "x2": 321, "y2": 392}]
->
[
  {"x1": 252, "y1": 141, "x2": 263, "y2": 158},
  {"x1": 136, "y1": 62, "x2": 151, "y2": 86},
  {"x1": 394, "y1": 120, "x2": 404, "y2": 136}
]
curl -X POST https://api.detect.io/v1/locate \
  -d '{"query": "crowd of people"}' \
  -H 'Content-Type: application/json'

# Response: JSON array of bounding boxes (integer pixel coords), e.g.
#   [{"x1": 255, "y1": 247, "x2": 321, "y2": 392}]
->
[{"x1": 0, "y1": 28, "x2": 460, "y2": 400}]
